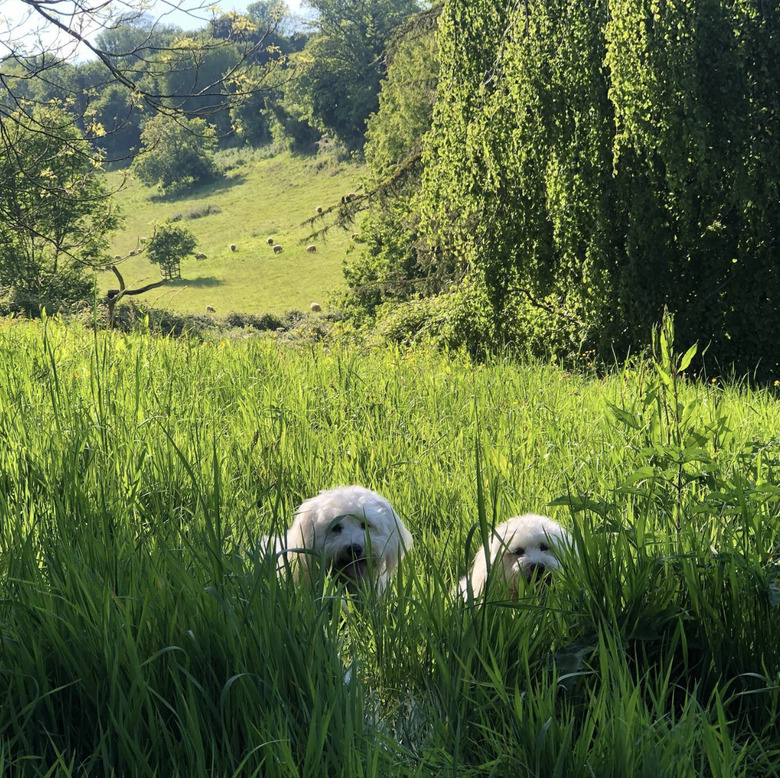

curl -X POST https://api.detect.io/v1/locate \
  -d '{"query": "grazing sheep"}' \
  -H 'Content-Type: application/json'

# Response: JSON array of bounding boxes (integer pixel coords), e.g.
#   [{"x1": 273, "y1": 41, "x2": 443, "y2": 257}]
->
[
  {"x1": 267, "y1": 237, "x2": 274, "y2": 245},
  {"x1": 306, "y1": 244, "x2": 317, "y2": 253},
  {"x1": 113, "y1": 255, "x2": 122, "y2": 261},
  {"x1": 129, "y1": 249, "x2": 136, "y2": 256},
  {"x1": 347, "y1": 192, "x2": 356, "y2": 201},
  {"x1": 316, "y1": 206, "x2": 323, "y2": 214},
  {"x1": 230, "y1": 243, "x2": 237, "y2": 252},
  {"x1": 310, "y1": 302, "x2": 322, "y2": 312},
  {"x1": 206, "y1": 305, "x2": 216, "y2": 313},
  {"x1": 195, "y1": 253, "x2": 207, "y2": 260},
  {"x1": 273, "y1": 244, "x2": 283, "y2": 254},
  {"x1": 351, "y1": 232, "x2": 359, "y2": 240}
]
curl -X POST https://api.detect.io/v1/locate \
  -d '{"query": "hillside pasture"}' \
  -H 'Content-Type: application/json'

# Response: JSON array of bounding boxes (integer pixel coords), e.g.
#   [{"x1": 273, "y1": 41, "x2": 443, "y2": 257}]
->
[
  {"x1": 102, "y1": 150, "x2": 360, "y2": 315},
  {"x1": 0, "y1": 319, "x2": 778, "y2": 775}
]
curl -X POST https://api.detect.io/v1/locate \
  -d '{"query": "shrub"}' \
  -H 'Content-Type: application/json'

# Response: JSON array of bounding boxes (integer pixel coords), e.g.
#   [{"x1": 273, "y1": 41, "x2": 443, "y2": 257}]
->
[
  {"x1": 0, "y1": 268, "x2": 96, "y2": 318},
  {"x1": 225, "y1": 312, "x2": 285, "y2": 331},
  {"x1": 186, "y1": 204, "x2": 223, "y2": 220},
  {"x1": 375, "y1": 285, "x2": 492, "y2": 357}
]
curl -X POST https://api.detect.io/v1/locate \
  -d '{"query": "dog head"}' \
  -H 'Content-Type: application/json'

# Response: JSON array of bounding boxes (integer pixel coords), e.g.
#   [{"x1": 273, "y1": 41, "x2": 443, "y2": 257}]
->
[
  {"x1": 283, "y1": 485, "x2": 413, "y2": 592},
  {"x1": 458, "y1": 513, "x2": 570, "y2": 600}
]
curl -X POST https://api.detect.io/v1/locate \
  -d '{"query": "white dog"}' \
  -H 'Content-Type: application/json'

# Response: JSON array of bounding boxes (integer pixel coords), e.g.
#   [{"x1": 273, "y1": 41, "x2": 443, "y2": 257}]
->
[
  {"x1": 456, "y1": 514, "x2": 570, "y2": 601},
  {"x1": 267, "y1": 485, "x2": 413, "y2": 593}
]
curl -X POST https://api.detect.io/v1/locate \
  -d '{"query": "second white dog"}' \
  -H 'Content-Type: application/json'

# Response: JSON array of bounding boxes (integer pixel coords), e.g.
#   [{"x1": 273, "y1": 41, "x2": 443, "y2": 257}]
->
[
  {"x1": 268, "y1": 485, "x2": 413, "y2": 593},
  {"x1": 456, "y1": 514, "x2": 570, "y2": 601}
]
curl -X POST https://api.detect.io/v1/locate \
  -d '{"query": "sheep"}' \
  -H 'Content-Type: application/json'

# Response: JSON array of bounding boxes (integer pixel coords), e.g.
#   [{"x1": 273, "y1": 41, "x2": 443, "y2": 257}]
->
[
  {"x1": 346, "y1": 192, "x2": 356, "y2": 201},
  {"x1": 273, "y1": 244, "x2": 283, "y2": 254},
  {"x1": 113, "y1": 255, "x2": 122, "y2": 261},
  {"x1": 306, "y1": 244, "x2": 317, "y2": 253},
  {"x1": 139, "y1": 237, "x2": 147, "y2": 244},
  {"x1": 316, "y1": 206, "x2": 323, "y2": 214},
  {"x1": 267, "y1": 237, "x2": 274, "y2": 245},
  {"x1": 129, "y1": 249, "x2": 136, "y2": 256},
  {"x1": 195, "y1": 253, "x2": 208, "y2": 260},
  {"x1": 310, "y1": 302, "x2": 322, "y2": 312},
  {"x1": 351, "y1": 232, "x2": 359, "y2": 240},
  {"x1": 230, "y1": 243, "x2": 237, "y2": 252},
  {"x1": 206, "y1": 305, "x2": 216, "y2": 313}
]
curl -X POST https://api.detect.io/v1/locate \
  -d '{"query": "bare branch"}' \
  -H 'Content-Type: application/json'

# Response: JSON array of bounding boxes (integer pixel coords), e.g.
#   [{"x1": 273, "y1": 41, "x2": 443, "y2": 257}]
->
[{"x1": 106, "y1": 263, "x2": 167, "y2": 326}]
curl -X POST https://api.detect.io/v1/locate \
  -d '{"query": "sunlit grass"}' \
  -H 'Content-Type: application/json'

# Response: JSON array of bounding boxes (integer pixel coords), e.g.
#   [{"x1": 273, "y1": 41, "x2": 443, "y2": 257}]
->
[
  {"x1": 0, "y1": 317, "x2": 778, "y2": 775},
  {"x1": 101, "y1": 151, "x2": 360, "y2": 316}
]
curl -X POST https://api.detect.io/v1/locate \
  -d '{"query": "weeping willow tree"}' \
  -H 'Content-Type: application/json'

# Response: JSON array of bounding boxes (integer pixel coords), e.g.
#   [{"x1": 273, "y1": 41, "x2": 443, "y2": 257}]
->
[{"x1": 416, "y1": 0, "x2": 780, "y2": 374}]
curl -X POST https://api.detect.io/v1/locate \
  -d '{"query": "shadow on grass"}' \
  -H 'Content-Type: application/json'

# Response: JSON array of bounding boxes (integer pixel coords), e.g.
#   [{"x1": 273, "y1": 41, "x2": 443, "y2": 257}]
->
[{"x1": 149, "y1": 173, "x2": 248, "y2": 205}]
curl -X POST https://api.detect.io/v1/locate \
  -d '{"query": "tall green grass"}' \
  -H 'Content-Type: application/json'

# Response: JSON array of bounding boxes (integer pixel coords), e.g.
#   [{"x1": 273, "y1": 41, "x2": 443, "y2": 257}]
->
[{"x1": 0, "y1": 317, "x2": 778, "y2": 775}]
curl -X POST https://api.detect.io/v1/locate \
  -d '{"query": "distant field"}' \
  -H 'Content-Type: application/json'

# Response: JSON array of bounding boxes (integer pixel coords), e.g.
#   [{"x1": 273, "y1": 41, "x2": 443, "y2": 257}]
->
[{"x1": 102, "y1": 150, "x2": 363, "y2": 315}]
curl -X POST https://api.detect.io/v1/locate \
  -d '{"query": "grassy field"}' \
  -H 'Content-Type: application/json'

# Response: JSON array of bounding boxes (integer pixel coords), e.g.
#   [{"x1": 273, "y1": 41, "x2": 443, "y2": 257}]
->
[
  {"x1": 0, "y1": 317, "x2": 779, "y2": 776},
  {"x1": 101, "y1": 150, "x2": 361, "y2": 316}
]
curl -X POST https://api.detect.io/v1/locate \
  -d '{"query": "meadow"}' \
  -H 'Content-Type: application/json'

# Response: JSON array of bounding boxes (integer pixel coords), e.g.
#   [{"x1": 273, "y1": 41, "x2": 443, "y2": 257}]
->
[
  {"x1": 0, "y1": 316, "x2": 778, "y2": 776},
  {"x1": 101, "y1": 150, "x2": 361, "y2": 316}
]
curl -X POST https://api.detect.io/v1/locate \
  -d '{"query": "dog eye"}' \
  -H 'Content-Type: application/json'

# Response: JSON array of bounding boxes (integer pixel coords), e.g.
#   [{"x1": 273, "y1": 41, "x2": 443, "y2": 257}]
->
[
  {"x1": 540, "y1": 543, "x2": 549, "y2": 552},
  {"x1": 514, "y1": 547, "x2": 525, "y2": 556},
  {"x1": 331, "y1": 524, "x2": 342, "y2": 534}
]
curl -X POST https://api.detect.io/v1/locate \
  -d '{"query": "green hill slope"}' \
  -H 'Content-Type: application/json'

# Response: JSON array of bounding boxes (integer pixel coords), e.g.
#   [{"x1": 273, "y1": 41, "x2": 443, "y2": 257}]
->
[{"x1": 102, "y1": 151, "x2": 362, "y2": 315}]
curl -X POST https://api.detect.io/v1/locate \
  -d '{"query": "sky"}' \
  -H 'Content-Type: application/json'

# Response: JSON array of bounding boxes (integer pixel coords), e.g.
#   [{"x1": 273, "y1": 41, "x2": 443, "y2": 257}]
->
[{"x1": 0, "y1": 0, "x2": 306, "y2": 62}]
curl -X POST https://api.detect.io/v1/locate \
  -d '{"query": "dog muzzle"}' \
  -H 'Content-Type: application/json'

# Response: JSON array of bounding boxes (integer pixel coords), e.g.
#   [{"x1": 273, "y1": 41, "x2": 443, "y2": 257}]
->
[{"x1": 332, "y1": 544, "x2": 372, "y2": 581}]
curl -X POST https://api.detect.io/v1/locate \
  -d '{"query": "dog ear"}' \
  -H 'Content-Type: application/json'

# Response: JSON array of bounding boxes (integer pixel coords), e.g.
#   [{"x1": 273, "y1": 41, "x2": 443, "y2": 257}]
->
[
  {"x1": 283, "y1": 500, "x2": 319, "y2": 581},
  {"x1": 379, "y1": 515, "x2": 413, "y2": 578},
  {"x1": 397, "y1": 517, "x2": 413, "y2": 554},
  {"x1": 466, "y1": 545, "x2": 490, "y2": 599}
]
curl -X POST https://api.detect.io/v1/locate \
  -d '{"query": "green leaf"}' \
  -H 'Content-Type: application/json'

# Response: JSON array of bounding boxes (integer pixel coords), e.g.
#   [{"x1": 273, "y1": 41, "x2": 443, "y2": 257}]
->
[
  {"x1": 607, "y1": 403, "x2": 642, "y2": 430},
  {"x1": 678, "y1": 343, "x2": 698, "y2": 372}
]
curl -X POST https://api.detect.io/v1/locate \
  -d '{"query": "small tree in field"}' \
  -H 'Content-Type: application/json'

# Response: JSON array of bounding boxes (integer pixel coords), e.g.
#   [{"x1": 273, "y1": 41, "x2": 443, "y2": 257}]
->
[
  {"x1": 146, "y1": 223, "x2": 197, "y2": 279},
  {"x1": 132, "y1": 115, "x2": 218, "y2": 194}
]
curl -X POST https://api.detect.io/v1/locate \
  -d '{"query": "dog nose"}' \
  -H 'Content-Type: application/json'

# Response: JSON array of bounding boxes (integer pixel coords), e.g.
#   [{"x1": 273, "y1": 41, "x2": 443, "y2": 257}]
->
[
  {"x1": 528, "y1": 562, "x2": 546, "y2": 577},
  {"x1": 346, "y1": 543, "x2": 363, "y2": 559}
]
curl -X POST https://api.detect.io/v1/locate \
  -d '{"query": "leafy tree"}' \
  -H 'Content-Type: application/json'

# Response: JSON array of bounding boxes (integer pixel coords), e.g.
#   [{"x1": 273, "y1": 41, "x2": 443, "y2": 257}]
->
[
  {"x1": 247, "y1": 0, "x2": 303, "y2": 42},
  {"x1": 153, "y1": 37, "x2": 262, "y2": 138},
  {"x1": 87, "y1": 83, "x2": 144, "y2": 159},
  {"x1": 146, "y1": 223, "x2": 197, "y2": 280},
  {"x1": 94, "y1": 14, "x2": 181, "y2": 68},
  {"x1": 263, "y1": 93, "x2": 322, "y2": 153},
  {"x1": 1, "y1": 2, "x2": 285, "y2": 180},
  {"x1": 290, "y1": 0, "x2": 420, "y2": 151},
  {"x1": 206, "y1": 3, "x2": 306, "y2": 146},
  {"x1": 413, "y1": 0, "x2": 780, "y2": 375},
  {"x1": 229, "y1": 88, "x2": 274, "y2": 146},
  {"x1": 131, "y1": 114, "x2": 218, "y2": 193},
  {"x1": 0, "y1": 106, "x2": 120, "y2": 315},
  {"x1": 344, "y1": 16, "x2": 439, "y2": 315},
  {"x1": 364, "y1": 15, "x2": 438, "y2": 179},
  {"x1": 212, "y1": 2, "x2": 301, "y2": 59}
]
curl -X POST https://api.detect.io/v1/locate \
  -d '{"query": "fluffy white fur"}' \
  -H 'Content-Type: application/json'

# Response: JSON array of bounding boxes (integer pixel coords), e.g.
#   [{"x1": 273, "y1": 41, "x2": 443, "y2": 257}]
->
[
  {"x1": 456, "y1": 514, "x2": 570, "y2": 601},
  {"x1": 268, "y1": 485, "x2": 413, "y2": 593}
]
